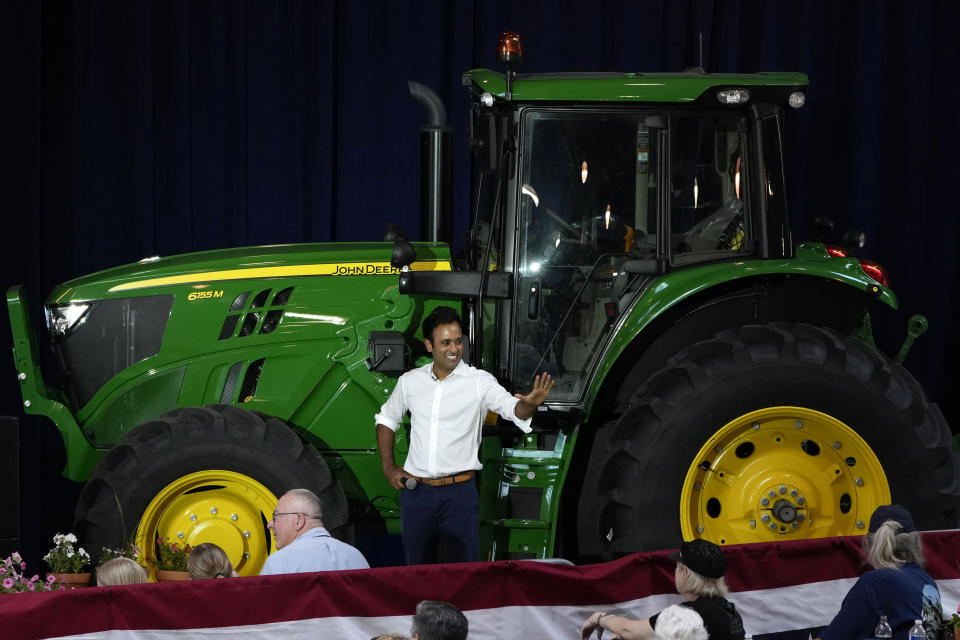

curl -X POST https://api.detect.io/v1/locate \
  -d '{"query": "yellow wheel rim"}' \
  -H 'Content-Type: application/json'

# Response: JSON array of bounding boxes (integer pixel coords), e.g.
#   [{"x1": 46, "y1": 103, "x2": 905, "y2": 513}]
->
[
  {"x1": 680, "y1": 407, "x2": 890, "y2": 545},
  {"x1": 135, "y1": 470, "x2": 277, "y2": 578}
]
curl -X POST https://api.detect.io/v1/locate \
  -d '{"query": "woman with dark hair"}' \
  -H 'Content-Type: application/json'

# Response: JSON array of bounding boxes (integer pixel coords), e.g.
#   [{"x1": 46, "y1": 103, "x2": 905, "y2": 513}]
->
[
  {"x1": 817, "y1": 504, "x2": 943, "y2": 640},
  {"x1": 580, "y1": 539, "x2": 744, "y2": 640}
]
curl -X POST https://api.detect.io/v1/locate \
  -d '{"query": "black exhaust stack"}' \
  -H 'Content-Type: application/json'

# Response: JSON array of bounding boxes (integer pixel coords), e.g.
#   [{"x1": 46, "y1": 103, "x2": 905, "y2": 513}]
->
[{"x1": 409, "y1": 81, "x2": 453, "y2": 245}]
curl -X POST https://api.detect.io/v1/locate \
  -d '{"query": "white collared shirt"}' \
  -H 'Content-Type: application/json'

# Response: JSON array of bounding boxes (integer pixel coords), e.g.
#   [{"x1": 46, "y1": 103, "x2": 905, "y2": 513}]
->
[{"x1": 374, "y1": 360, "x2": 532, "y2": 478}]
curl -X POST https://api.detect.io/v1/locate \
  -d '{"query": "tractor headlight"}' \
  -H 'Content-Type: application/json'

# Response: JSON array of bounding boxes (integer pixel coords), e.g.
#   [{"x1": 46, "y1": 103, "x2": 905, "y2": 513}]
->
[
  {"x1": 45, "y1": 302, "x2": 91, "y2": 336},
  {"x1": 716, "y1": 88, "x2": 750, "y2": 105}
]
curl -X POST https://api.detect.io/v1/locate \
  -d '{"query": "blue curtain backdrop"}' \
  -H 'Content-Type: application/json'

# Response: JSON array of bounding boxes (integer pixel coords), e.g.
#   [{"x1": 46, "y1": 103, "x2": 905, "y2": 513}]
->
[{"x1": 2, "y1": 0, "x2": 959, "y2": 561}]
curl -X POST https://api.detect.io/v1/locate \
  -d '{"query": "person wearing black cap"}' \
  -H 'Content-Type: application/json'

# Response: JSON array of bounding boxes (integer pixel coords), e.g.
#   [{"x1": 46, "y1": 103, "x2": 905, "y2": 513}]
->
[
  {"x1": 816, "y1": 504, "x2": 943, "y2": 640},
  {"x1": 580, "y1": 539, "x2": 745, "y2": 640}
]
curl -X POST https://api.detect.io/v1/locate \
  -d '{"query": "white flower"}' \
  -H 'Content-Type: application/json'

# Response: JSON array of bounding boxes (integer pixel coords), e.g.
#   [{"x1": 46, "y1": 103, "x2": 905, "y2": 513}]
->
[
  {"x1": 53, "y1": 534, "x2": 65, "y2": 545},
  {"x1": 65, "y1": 533, "x2": 77, "y2": 544},
  {"x1": 66, "y1": 551, "x2": 74, "y2": 558},
  {"x1": 78, "y1": 549, "x2": 89, "y2": 559}
]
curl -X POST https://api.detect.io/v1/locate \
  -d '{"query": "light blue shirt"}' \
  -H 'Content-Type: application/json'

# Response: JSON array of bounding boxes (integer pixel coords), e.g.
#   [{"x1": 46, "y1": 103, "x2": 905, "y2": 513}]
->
[{"x1": 259, "y1": 526, "x2": 369, "y2": 575}]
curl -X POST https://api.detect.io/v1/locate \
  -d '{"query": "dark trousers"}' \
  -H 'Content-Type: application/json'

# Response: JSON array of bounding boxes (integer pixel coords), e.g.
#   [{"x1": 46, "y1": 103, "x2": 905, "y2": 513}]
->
[{"x1": 399, "y1": 477, "x2": 479, "y2": 565}]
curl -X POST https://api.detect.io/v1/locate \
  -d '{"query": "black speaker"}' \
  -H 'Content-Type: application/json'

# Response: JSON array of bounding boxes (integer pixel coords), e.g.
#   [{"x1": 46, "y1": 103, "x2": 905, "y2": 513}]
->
[{"x1": 0, "y1": 415, "x2": 20, "y2": 556}]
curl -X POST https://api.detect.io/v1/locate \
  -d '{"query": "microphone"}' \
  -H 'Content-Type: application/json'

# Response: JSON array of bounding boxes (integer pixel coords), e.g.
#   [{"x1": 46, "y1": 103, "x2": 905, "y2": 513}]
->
[{"x1": 403, "y1": 476, "x2": 419, "y2": 490}]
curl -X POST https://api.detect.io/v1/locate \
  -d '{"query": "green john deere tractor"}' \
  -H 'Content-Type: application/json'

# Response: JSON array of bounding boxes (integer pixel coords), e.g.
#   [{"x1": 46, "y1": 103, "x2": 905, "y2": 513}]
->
[{"x1": 9, "y1": 34, "x2": 958, "y2": 574}]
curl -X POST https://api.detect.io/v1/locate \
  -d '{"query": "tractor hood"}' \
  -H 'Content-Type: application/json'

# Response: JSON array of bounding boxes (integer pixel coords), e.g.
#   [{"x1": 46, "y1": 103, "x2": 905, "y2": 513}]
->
[{"x1": 47, "y1": 242, "x2": 452, "y2": 304}]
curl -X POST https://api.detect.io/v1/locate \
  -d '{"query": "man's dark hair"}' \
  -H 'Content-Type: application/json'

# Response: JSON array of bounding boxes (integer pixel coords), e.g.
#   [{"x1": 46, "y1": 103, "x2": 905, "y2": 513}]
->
[
  {"x1": 422, "y1": 306, "x2": 462, "y2": 344},
  {"x1": 410, "y1": 600, "x2": 468, "y2": 640}
]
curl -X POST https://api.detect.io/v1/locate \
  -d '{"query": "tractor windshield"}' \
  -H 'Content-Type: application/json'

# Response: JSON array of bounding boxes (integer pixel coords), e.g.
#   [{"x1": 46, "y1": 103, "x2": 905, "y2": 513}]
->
[
  {"x1": 513, "y1": 109, "x2": 749, "y2": 401},
  {"x1": 513, "y1": 110, "x2": 659, "y2": 400}
]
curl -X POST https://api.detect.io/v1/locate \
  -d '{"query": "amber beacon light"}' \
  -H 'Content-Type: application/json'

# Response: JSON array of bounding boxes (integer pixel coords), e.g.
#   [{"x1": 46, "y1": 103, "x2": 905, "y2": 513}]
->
[{"x1": 497, "y1": 31, "x2": 523, "y2": 65}]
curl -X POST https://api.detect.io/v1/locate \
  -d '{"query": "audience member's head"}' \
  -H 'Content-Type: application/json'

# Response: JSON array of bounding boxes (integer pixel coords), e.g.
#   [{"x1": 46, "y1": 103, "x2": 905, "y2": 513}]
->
[
  {"x1": 371, "y1": 635, "x2": 411, "y2": 640},
  {"x1": 653, "y1": 604, "x2": 708, "y2": 640},
  {"x1": 410, "y1": 600, "x2": 468, "y2": 640},
  {"x1": 188, "y1": 542, "x2": 236, "y2": 579},
  {"x1": 669, "y1": 539, "x2": 730, "y2": 598},
  {"x1": 269, "y1": 488, "x2": 326, "y2": 550},
  {"x1": 864, "y1": 504, "x2": 925, "y2": 570},
  {"x1": 96, "y1": 557, "x2": 148, "y2": 586}
]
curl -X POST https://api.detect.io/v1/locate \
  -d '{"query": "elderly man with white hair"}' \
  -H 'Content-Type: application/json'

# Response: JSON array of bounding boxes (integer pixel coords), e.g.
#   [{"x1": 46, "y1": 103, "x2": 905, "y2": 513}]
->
[{"x1": 260, "y1": 488, "x2": 369, "y2": 575}]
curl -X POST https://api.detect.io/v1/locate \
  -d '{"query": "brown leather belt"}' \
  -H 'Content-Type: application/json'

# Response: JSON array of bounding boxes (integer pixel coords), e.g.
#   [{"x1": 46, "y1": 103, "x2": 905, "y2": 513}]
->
[{"x1": 408, "y1": 470, "x2": 476, "y2": 487}]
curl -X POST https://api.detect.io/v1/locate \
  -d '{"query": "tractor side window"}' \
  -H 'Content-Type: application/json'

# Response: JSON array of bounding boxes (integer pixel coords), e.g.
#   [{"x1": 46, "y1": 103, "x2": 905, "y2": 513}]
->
[
  {"x1": 513, "y1": 110, "x2": 659, "y2": 401},
  {"x1": 669, "y1": 115, "x2": 748, "y2": 261}
]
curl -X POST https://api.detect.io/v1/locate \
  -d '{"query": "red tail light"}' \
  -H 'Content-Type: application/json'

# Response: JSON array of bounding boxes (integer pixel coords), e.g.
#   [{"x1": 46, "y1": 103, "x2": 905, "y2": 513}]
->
[
  {"x1": 858, "y1": 259, "x2": 890, "y2": 288},
  {"x1": 825, "y1": 244, "x2": 847, "y2": 258}
]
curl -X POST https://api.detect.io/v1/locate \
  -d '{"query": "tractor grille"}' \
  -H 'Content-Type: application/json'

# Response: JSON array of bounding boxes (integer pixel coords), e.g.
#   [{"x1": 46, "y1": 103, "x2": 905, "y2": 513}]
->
[{"x1": 218, "y1": 287, "x2": 294, "y2": 341}]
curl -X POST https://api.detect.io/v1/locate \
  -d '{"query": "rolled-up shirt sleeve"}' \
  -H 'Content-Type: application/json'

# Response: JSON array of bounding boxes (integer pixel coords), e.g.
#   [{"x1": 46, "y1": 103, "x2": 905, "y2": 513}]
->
[
  {"x1": 480, "y1": 375, "x2": 533, "y2": 433},
  {"x1": 374, "y1": 376, "x2": 407, "y2": 431}
]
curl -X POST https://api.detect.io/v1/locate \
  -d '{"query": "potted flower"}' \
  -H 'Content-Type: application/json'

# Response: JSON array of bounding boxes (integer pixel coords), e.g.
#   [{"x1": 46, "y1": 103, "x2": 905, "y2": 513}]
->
[
  {"x1": 1, "y1": 551, "x2": 60, "y2": 593},
  {"x1": 43, "y1": 533, "x2": 92, "y2": 589},
  {"x1": 99, "y1": 540, "x2": 142, "y2": 564},
  {"x1": 154, "y1": 537, "x2": 192, "y2": 581}
]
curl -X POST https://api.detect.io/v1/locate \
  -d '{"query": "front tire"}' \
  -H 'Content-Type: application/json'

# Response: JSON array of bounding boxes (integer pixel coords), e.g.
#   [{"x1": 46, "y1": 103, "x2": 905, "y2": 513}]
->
[
  {"x1": 580, "y1": 323, "x2": 960, "y2": 555},
  {"x1": 74, "y1": 405, "x2": 348, "y2": 575}
]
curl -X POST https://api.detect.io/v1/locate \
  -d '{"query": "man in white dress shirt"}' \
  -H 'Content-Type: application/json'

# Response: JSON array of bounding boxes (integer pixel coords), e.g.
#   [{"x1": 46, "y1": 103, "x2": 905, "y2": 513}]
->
[
  {"x1": 260, "y1": 488, "x2": 369, "y2": 575},
  {"x1": 375, "y1": 306, "x2": 554, "y2": 565}
]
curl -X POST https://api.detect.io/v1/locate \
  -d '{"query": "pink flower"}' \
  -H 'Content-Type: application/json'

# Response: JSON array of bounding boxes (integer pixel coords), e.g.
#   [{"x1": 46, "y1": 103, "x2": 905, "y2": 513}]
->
[
  {"x1": 30, "y1": 574, "x2": 38, "y2": 582},
  {"x1": 0, "y1": 566, "x2": 6, "y2": 574},
  {"x1": 20, "y1": 562, "x2": 26, "y2": 570},
  {"x1": 2, "y1": 578, "x2": 13, "y2": 589},
  {"x1": 27, "y1": 581, "x2": 35, "y2": 591},
  {"x1": 46, "y1": 575, "x2": 56, "y2": 584}
]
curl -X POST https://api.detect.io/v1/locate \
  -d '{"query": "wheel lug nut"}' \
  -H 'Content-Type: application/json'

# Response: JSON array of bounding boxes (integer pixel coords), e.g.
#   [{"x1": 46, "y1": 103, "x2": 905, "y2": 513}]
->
[
  {"x1": 769, "y1": 523, "x2": 777, "y2": 530},
  {"x1": 189, "y1": 514, "x2": 197, "y2": 522},
  {"x1": 761, "y1": 514, "x2": 770, "y2": 523},
  {"x1": 779, "y1": 485, "x2": 787, "y2": 494},
  {"x1": 210, "y1": 507, "x2": 218, "y2": 514},
  {"x1": 761, "y1": 497, "x2": 770, "y2": 506},
  {"x1": 749, "y1": 520, "x2": 756, "y2": 528},
  {"x1": 177, "y1": 531, "x2": 184, "y2": 538},
  {"x1": 243, "y1": 531, "x2": 250, "y2": 538},
  {"x1": 697, "y1": 526, "x2": 704, "y2": 533},
  {"x1": 856, "y1": 520, "x2": 865, "y2": 529},
  {"x1": 794, "y1": 421, "x2": 803, "y2": 429},
  {"x1": 231, "y1": 514, "x2": 239, "y2": 521},
  {"x1": 769, "y1": 490, "x2": 776, "y2": 498},
  {"x1": 797, "y1": 496, "x2": 805, "y2": 505},
  {"x1": 855, "y1": 478, "x2": 864, "y2": 486},
  {"x1": 833, "y1": 441, "x2": 841, "y2": 449},
  {"x1": 790, "y1": 489, "x2": 798, "y2": 497},
  {"x1": 243, "y1": 552, "x2": 250, "y2": 559},
  {"x1": 752, "y1": 422, "x2": 760, "y2": 431}
]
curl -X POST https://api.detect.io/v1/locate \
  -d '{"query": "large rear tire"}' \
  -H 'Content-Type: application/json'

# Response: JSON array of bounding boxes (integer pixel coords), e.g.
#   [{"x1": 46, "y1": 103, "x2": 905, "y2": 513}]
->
[
  {"x1": 579, "y1": 323, "x2": 960, "y2": 555},
  {"x1": 74, "y1": 405, "x2": 349, "y2": 576}
]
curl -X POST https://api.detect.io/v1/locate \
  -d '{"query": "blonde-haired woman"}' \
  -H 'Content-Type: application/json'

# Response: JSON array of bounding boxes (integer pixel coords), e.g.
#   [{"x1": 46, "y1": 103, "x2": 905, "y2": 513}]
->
[
  {"x1": 816, "y1": 504, "x2": 942, "y2": 640},
  {"x1": 96, "y1": 557, "x2": 148, "y2": 586},
  {"x1": 187, "y1": 542, "x2": 238, "y2": 580},
  {"x1": 580, "y1": 539, "x2": 744, "y2": 640}
]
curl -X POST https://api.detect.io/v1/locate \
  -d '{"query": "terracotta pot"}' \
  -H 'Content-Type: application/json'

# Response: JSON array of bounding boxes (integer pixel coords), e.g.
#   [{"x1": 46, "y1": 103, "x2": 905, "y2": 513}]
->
[
  {"x1": 155, "y1": 569, "x2": 191, "y2": 582},
  {"x1": 47, "y1": 572, "x2": 91, "y2": 589},
  {"x1": 953, "y1": 626, "x2": 960, "y2": 640}
]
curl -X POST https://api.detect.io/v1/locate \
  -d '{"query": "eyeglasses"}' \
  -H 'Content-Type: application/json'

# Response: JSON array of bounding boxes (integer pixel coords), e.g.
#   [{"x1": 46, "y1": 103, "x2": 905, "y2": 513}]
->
[
  {"x1": 270, "y1": 511, "x2": 322, "y2": 522},
  {"x1": 271, "y1": 511, "x2": 301, "y2": 522}
]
